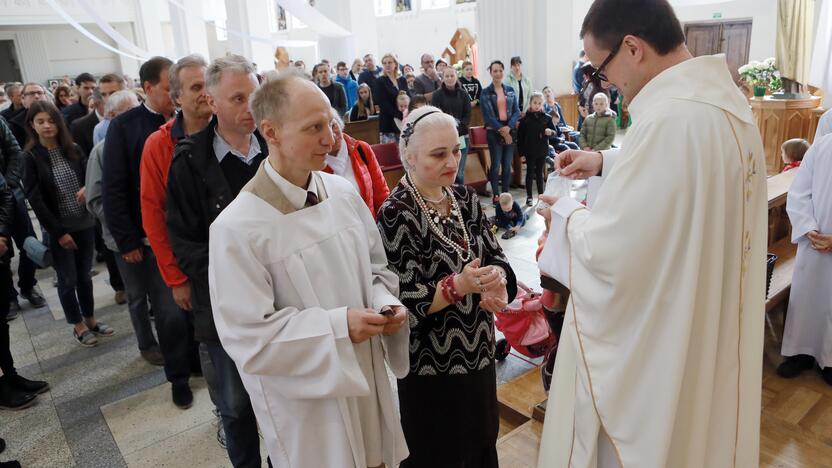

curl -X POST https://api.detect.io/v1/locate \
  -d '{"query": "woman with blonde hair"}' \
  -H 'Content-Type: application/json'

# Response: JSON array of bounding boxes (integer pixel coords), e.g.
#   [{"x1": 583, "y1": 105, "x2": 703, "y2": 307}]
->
[
  {"x1": 348, "y1": 82, "x2": 377, "y2": 122},
  {"x1": 375, "y1": 53, "x2": 409, "y2": 144}
]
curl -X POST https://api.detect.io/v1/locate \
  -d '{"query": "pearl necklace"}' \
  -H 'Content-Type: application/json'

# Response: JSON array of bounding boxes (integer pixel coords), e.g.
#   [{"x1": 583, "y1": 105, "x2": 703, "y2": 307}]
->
[{"x1": 405, "y1": 173, "x2": 472, "y2": 262}]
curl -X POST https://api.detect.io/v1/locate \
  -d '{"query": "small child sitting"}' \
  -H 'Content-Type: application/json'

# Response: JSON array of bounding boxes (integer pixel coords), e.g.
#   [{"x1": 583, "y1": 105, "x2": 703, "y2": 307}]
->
[
  {"x1": 494, "y1": 192, "x2": 526, "y2": 239},
  {"x1": 394, "y1": 91, "x2": 411, "y2": 131},
  {"x1": 580, "y1": 92, "x2": 616, "y2": 151},
  {"x1": 781, "y1": 138, "x2": 810, "y2": 172}
]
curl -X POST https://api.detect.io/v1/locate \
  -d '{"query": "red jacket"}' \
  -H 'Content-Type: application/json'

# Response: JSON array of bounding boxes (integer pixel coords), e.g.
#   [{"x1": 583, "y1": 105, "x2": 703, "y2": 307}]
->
[
  {"x1": 324, "y1": 134, "x2": 390, "y2": 218},
  {"x1": 139, "y1": 115, "x2": 189, "y2": 288}
]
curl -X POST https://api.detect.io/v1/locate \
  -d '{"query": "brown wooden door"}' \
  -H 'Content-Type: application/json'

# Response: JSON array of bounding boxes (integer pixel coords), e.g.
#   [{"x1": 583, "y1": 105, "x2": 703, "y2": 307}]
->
[
  {"x1": 685, "y1": 24, "x2": 722, "y2": 57},
  {"x1": 720, "y1": 21, "x2": 752, "y2": 84},
  {"x1": 684, "y1": 20, "x2": 752, "y2": 84}
]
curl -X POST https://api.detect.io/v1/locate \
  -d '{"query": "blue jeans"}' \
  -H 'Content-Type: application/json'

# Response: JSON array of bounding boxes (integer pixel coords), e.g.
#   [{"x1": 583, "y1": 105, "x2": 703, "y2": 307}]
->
[
  {"x1": 486, "y1": 130, "x2": 516, "y2": 197},
  {"x1": 115, "y1": 246, "x2": 192, "y2": 385},
  {"x1": 203, "y1": 343, "x2": 261, "y2": 468},
  {"x1": 50, "y1": 228, "x2": 95, "y2": 324},
  {"x1": 455, "y1": 135, "x2": 470, "y2": 185}
]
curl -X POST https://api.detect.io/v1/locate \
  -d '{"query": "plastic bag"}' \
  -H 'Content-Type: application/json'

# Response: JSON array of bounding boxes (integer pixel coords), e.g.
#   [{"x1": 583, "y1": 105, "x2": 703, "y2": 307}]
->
[{"x1": 536, "y1": 172, "x2": 572, "y2": 210}]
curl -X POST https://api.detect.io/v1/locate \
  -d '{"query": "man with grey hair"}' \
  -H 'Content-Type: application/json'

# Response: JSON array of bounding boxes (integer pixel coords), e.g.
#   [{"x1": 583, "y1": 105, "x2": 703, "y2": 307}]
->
[
  {"x1": 0, "y1": 83, "x2": 23, "y2": 121},
  {"x1": 134, "y1": 53, "x2": 213, "y2": 412},
  {"x1": 207, "y1": 72, "x2": 409, "y2": 467},
  {"x1": 86, "y1": 90, "x2": 139, "y2": 308},
  {"x1": 165, "y1": 53, "x2": 264, "y2": 467},
  {"x1": 413, "y1": 53, "x2": 441, "y2": 102}
]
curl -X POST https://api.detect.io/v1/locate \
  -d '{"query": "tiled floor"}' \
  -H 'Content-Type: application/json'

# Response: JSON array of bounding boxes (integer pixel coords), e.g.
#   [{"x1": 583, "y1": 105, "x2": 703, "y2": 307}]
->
[{"x1": 0, "y1": 188, "x2": 552, "y2": 467}]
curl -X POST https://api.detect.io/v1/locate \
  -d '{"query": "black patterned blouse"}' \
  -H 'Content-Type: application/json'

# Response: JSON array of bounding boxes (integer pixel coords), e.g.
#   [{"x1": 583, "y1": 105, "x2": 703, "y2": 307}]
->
[{"x1": 377, "y1": 182, "x2": 517, "y2": 376}]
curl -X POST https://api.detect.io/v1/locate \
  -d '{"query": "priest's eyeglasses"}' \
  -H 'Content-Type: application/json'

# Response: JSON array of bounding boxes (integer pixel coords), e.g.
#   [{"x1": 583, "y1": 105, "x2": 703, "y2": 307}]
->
[{"x1": 591, "y1": 40, "x2": 623, "y2": 83}]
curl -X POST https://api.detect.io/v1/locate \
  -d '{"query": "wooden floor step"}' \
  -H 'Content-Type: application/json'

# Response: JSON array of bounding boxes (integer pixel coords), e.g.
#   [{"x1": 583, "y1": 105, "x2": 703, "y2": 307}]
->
[
  {"x1": 497, "y1": 367, "x2": 548, "y2": 420},
  {"x1": 496, "y1": 420, "x2": 543, "y2": 468}
]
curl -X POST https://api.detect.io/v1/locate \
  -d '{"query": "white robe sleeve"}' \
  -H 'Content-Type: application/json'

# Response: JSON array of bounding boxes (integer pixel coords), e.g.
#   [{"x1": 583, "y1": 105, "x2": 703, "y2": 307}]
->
[
  {"x1": 208, "y1": 221, "x2": 369, "y2": 400},
  {"x1": 539, "y1": 149, "x2": 620, "y2": 282},
  {"x1": 786, "y1": 147, "x2": 819, "y2": 242},
  {"x1": 352, "y1": 195, "x2": 410, "y2": 378}
]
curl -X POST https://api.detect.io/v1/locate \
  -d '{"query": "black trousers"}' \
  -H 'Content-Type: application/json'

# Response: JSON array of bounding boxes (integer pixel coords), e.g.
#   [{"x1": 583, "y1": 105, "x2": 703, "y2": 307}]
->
[
  {"x1": 0, "y1": 258, "x2": 16, "y2": 376},
  {"x1": 6, "y1": 193, "x2": 38, "y2": 300},
  {"x1": 526, "y1": 152, "x2": 546, "y2": 199}
]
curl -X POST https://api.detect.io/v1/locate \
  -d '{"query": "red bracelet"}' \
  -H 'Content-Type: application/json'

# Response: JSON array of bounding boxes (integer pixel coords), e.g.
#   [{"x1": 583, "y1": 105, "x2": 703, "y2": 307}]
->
[{"x1": 440, "y1": 275, "x2": 455, "y2": 304}]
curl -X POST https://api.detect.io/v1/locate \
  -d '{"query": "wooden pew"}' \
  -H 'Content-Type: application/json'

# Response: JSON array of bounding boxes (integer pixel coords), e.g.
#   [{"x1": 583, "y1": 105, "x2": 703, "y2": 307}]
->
[
  {"x1": 556, "y1": 93, "x2": 579, "y2": 128},
  {"x1": 371, "y1": 142, "x2": 404, "y2": 191},
  {"x1": 345, "y1": 118, "x2": 380, "y2": 146},
  {"x1": 765, "y1": 170, "x2": 798, "y2": 317}
]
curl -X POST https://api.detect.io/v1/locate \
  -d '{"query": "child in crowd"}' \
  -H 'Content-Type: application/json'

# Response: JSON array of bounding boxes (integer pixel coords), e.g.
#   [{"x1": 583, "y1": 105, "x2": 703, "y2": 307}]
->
[
  {"x1": 518, "y1": 92, "x2": 557, "y2": 206},
  {"x1": 493, "y1": 192, "x2": 526, "y2": 239},
  {"x1": 394, "y1": 91, "x2": 411, "y2": 131},
  {"x1": 409, "y1": 94, "x2": 428, "y2": 111},
  {"x1": 781, "y1": 138, "x2": 810, "y2": 172},
  {"x1": 580, "y1": 92, "x2": 616, "y2": 151}
]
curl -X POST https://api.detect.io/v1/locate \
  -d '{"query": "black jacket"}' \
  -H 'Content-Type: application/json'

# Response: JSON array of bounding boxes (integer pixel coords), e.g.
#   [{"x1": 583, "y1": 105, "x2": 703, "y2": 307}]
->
[
  {"x1": 517, "y1": 111, "x2": 556, "y2": 157},
  {"x1": 8, "y1": 108, "x2": 27, "y2": 149},
  {"x1": 374, "y1": 75, "x2": 409, "y2": 134},
  {"x1": 102, "y1": 103, "x2": 167, "y2": 254},
  {"x1": 166, "y1": 118, "x2": 268, "y2": 344},
  {"x1": 62, "y1": 101, "x2": 88, "y2": 127},
  {"x1": 0, "y1": 173, "x2": 14, "y2": 240},
  {"x1": 0, "y1": 105, "x2": 23, "y2": 123},
  {"x1": 430, "y1": 83, "x2": 472, "y2": 136},
  {"x1": 70, "y1": 110, "x2": 99, "y2": 157},
  {"x1": 23, "y1": 143, "x2": 87, "y2": 239},
  {"x1": 0, "y1": 117, "x2": 23, "y2": 190},
  {"x1": 320, "y1": 82, "x2": 347, "y2": 116},
  {"x1": 458, "y1": 76, "x2": 482, "y2": 104}
]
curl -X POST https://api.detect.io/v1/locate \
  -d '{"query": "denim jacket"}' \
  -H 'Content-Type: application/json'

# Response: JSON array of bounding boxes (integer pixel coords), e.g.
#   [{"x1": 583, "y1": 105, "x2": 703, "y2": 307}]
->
[{"x1": 481, "y1": 83, "x2": 521, "y2": 132}]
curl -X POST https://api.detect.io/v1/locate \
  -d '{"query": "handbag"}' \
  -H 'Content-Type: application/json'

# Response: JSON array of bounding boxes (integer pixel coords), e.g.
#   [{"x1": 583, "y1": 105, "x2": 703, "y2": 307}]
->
[{"x1": 23, "y1": 236, "x2": 52, "y2": 268}]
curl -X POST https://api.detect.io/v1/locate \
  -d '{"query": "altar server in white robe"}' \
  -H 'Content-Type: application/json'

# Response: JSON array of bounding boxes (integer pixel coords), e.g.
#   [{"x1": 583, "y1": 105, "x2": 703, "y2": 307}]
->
[
  {"x1": 535, "y1": 1, "x2": 768, "y2": 467},
  {"x1": 817, "y1": 108, "x2": 832, "y2": 139},
  {"x1": 778, "y1": 133, "x2": 832, "y2": 384},
  {"x1": 208, "y1": 72, "x2": 410, "y2": 468}
]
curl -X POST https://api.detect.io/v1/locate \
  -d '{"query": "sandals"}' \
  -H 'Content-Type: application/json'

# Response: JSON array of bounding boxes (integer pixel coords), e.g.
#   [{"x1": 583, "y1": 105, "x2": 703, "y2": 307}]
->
[
  {"x1": 73, "y1": 329, "x2": 98, "y2": 348},
  {"x1": 89, "y1": 322, "x2": 115, "y2": 336}
]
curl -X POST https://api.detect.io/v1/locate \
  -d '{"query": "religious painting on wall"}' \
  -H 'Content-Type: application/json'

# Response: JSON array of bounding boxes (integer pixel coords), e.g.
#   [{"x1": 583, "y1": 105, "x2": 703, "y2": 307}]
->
[
  {"x1": 277, "y1": 5, "x2": 287, "y2": 30},
  {"x1": 396, "y1": 0, "x2": 412, "y2": 13}
]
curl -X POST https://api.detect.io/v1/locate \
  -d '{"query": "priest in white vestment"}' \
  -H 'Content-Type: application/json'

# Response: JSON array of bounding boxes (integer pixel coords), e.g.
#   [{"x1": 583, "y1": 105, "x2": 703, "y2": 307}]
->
[
  {"x1": 536, "y1": 1, "x2": 768, "y2": 467},
  {"x1": 208, "y1": 73, "x2": 410, "y2": 468},
  {"x1": 778, "y1": 133, "x2": 832, "y2": 384}
]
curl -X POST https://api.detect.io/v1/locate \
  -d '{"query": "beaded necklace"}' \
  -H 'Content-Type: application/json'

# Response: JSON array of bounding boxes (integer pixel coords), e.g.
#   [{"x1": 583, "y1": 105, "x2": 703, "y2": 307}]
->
[{"x1": 404, "y1": 172, "x2": 472, "y2": 262}]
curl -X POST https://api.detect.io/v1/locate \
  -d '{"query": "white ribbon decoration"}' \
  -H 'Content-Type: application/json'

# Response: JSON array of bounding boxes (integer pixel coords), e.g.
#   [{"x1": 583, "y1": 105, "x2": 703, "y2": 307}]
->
[
  {"x1": 167, "y1": 0, "x2": 318, "y2": 47},
  {"x1": 276, "y1": 0, "x2": 351, "y2": 38},
  {"x1": 45, "y1": 0, "x2": 146, "y2": 61},
  {"x1": 76, "y1": 0, "x2": 152, "y2": 59}
]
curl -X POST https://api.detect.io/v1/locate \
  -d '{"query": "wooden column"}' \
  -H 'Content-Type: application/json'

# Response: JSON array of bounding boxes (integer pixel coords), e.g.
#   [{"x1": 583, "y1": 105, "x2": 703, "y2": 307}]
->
[{"x1": 750, "y1": 96, "x2": 822, "y2": 175}]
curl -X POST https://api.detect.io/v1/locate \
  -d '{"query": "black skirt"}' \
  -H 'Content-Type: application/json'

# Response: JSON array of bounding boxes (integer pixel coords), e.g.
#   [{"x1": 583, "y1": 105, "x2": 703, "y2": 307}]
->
[{"x1": 398, "y1": 362, "x2": 499, "y2": 468}]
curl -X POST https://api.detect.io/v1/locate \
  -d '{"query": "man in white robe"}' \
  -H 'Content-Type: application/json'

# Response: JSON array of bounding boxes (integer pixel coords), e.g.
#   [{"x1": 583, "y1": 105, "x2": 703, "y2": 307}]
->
[
  {"x1": 778, "y1": 133, "x2": 832, "y2": 384},
  {"x1": 817, "y1": 107, "x2": 832, "y2": 139},
  {"x1": 536, "y1": 1, "x2": 768, "y2": 467},
  {"x1": 208, "y1": 73, "x2": 410, "y2": 468}
]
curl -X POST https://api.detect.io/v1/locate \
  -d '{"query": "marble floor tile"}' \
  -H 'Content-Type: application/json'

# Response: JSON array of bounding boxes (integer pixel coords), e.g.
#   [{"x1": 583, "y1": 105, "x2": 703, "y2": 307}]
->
[
  {"x1": 0, "y1": 397, "x2": 75, "y2": 468},
  {"x1": 102, "y1": 378, "x2": 215, "y2": 457}
]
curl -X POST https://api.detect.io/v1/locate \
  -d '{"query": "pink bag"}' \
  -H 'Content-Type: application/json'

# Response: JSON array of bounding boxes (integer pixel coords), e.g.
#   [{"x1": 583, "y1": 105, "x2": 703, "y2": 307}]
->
[{"x1": 499, "y1": 284, "x2": 551, "y2": 346}]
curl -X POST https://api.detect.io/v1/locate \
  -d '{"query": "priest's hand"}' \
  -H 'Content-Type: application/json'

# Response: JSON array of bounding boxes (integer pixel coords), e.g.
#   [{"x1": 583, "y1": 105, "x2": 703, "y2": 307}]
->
[
  {"x1": 808, "y1": 231, "x2": 832, "y2": 253},
  {"x1": 347, "y1": 308, "x2": 388, "y2": 343},
  {"x1": 556, "y1": 149, "x2": 603, "y2": 179},
  {"x1": 381, "y1": 305, "x2": 408, "y2": 336}
]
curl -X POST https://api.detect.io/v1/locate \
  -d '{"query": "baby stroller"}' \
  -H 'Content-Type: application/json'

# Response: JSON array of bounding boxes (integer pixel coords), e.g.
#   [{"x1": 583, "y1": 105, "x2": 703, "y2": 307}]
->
[{"x1": 494, "y1": 282, "x2": 565, "y2": 390}]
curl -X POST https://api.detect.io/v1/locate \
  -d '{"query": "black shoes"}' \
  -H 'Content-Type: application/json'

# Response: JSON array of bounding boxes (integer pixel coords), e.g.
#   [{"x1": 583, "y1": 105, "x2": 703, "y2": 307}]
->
[
  {"x1": 501, "y1": 230, "x2": 516, "y2": 240},
  {"x1": 0, "y1": 377, "x2": 37, "y2": 411},
  {"x1": 140, "y1": 349, "x2": 165, "y2": 366},
  {"x1": 776, "y1": 354, "x2": 815, "y2": 378},
  {"x1": 4, "y1": 374, "x2": 49, "y2": 395},
  {"x1": 172, "y1": 383, "x2": 193, "y2": 409},
  {"x1": 20, "y1": 290, "x2": 45, "y2": 308},
  {"x1": 823, "y1": 367, "x2": 832, "y2": 386},
  {"x1": 526, "y1": 197, "x2": 534, "y2": 207}
]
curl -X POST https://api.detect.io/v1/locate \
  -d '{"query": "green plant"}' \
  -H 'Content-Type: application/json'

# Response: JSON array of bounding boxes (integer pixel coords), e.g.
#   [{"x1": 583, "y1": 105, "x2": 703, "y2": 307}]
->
[{"x1": 738, "y1": 57, "x2": 782, "y2": 91}]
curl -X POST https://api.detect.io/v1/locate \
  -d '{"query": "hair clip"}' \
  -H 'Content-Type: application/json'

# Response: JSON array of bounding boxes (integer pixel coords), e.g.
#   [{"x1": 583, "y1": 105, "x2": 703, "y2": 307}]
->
[{"x1": 401, "y1": 110, "x2": 440, "y2": 146}]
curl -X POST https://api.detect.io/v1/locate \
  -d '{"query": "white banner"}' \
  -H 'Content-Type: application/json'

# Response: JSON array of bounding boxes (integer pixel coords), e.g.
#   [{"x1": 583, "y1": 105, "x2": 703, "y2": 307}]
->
[
  {"x1": 76, "y1": 0, "x2": 152, "y2": 59},
  {"x1": 45, "y1": 0, "x2": 146, "y2": 61}
]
